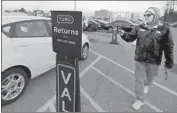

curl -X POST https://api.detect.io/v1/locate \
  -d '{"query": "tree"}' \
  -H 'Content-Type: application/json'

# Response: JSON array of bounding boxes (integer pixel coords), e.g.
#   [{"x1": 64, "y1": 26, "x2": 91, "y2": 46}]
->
[
  {"x1": 164, "y1": 8, "x2": 168, "y2": 21},
  {"x1": 164, "y1": 2, "x2": 170, "y2": 22},
  {"x1": 5, "y1": 10, "x2": 10, "y2": 13},
  {"x1": 19, "y1": 8, "x2": 26, "y2": 13}
]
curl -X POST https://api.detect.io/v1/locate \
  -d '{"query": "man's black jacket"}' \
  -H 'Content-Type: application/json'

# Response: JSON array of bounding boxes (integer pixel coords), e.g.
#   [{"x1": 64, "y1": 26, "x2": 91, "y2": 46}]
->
[{"x1": 121, "y1": 24, "x2": 174, "y2": 69}]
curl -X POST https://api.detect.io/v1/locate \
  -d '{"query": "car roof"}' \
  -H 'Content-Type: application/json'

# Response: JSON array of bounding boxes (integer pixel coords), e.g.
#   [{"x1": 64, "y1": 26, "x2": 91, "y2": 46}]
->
[
  {"x1": 113, "y1": 19, "x2": 127, "y2": 21},
  {"x1": 2, "y1": 16, "x2": 51, "y2": 25},
  {"x1": 112, "y1": 19, "x2": 138, "y2": 25},
  {"x1": 90, "y1": 20, "x2": 100, "y2": 24},
  {"x1": 95, "y1": 19, "x2": 109, "y2": 24}
]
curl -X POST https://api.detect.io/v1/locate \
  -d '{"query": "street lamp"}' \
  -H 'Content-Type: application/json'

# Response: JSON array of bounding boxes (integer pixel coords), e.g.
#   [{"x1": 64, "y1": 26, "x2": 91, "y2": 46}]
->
[{"x1": 74, "y1": 0, "x2": 76, "y2": 11}]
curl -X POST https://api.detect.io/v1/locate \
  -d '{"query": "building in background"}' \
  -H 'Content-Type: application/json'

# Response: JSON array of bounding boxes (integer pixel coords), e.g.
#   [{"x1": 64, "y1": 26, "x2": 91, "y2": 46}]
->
[
  {"x1": 124, "y1": 12, "x2": 133, "y2": 20},
  {"x1": 132, "y1": 12, "x2": 144, "y2": 20},
  {"x1": 109, "y1": 12, "x2": 137, "y2": 21},
  {"x1": 94, "y1": 9, "x2": 111, "y2": 21},
  {"x1": 109, "y1": 12, "x2": 124, "y2": 21},
  {"x1": 94, "y1": 9, "x2": 144, "y2": 22}
]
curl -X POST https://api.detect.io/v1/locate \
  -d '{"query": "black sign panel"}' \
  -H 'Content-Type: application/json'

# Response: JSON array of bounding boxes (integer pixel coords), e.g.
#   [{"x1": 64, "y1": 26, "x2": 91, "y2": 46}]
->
[
  {"x1": 57, "y1": 63, "x2": 76, "y2": 112},
  {"x1": 52, "y1": 11, "x2": 82, "y2": 58}
]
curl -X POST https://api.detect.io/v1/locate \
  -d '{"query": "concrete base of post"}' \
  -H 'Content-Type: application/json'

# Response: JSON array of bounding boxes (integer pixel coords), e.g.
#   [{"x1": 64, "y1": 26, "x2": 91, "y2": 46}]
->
[
  {"x1": 109, "y1": 41, "x2": 119, "y2": 45},
  {"x1": 109, "y1": 33, "x2": 119, "y2": 45}
]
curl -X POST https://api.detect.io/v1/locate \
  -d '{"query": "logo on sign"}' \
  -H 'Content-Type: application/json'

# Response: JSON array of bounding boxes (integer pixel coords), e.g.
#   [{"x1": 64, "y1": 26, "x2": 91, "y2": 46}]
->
[{"x1": 57, "y1": 15, "x2": 74, "y2": 24}]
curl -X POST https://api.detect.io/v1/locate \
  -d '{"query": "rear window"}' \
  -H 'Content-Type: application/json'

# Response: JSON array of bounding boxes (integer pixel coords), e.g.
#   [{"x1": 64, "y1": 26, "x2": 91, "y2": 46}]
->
[
  {"x1": 2, "y1": 25, "x2": 12, "y2": 37},
  {"x1": 14, "y1": 21, "x2": 49, "y2": 38}
]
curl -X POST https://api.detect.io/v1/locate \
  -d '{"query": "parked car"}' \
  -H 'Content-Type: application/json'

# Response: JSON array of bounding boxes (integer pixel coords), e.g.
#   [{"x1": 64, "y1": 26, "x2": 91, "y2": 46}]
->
[
  {"x1": 104, "y1": 19, "x2": 139, "y2": 33},
  {"x1": 82, "y1": 16, "x2": 89, "y2": 31},
  {"x1": 170, "y1": 21, "x2": 177, "y2": 27},
  {"x1": 1, "y1": 16, "x2": 90, "y2": 105},
  {"x1": 84, "y1": 20, "x2": 101, "y2": 31},
  {"x1": 130, "y1": 18, "x2": 143, "y2": 25},
  {"x1": 34, "y1": 10, "x2": 44, "y2": 17},
  {"x1": 93, "y1": 19, "x2": 109, "y2": 30},
  {"x1": 162, "y1": 21, "x2": 177, "y2": 28}
]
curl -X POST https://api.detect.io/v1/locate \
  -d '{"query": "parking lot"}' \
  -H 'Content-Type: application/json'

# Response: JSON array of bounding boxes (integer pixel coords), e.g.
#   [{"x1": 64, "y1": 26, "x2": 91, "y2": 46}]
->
[{"x1": 2, "y1": 29, "x2": 177, "y2": 112}]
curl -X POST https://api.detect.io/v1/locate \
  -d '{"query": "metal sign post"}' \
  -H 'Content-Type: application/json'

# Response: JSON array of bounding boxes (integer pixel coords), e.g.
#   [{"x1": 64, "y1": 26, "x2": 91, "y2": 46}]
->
[
  {"x1": 110, "y1": 26, "x2": 119, "y2": 45},
  {"x1": 52, "y1": 11, "x2": 82, "y2": 112}
]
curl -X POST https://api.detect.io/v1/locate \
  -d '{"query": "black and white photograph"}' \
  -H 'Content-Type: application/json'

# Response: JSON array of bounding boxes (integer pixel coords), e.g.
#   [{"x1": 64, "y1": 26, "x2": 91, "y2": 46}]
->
[{"x1": 1, "y1": 0, "x2": 177, "y2": 112}]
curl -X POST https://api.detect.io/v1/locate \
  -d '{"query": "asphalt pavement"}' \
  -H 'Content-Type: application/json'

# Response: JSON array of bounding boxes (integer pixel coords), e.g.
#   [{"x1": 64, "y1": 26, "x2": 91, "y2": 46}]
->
[
  {"x1": 1, "y1": 51, "x2": 99, "y2": 112},
  {"x1": 2, "y1": 29, "x2": 177, "y2": 112}
]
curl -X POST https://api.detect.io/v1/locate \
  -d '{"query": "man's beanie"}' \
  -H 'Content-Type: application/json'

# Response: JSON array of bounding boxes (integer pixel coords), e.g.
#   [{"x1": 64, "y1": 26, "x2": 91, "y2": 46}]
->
[{"x1": 145, "y1": 7, "x2": 161, "y2": 25}]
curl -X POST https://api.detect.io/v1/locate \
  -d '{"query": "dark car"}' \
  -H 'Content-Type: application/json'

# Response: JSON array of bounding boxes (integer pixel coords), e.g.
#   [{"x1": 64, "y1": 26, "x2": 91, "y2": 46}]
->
[
  {"x1": 93, "y1": 19, "x2": 109, "y2": 30},
  {"x1": 85, "y1": 20, "x2": 101, "y2": 32},
  {"x1": 104, "y1": 19, "x2": 139, "y2": 33},
  {"x1": 170, "y1": 21, "x2": 177, "y2": 27},
  {"x1": 162, "y1": 21, "x2": 177, "y2": 27},
  {"x1": 130, "y1": 18, "x2": 143, "y2": 25}
]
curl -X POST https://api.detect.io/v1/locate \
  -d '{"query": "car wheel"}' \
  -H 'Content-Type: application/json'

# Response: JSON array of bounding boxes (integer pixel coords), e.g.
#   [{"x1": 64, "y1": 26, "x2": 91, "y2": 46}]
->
[
  {"x1": 1, "y1": 68, "x2": 29, "y2": 106},
  {"x1": 81, "y1": 44, "x2": 89, "y2": 60},
  {"x1": 108, "y1": 27, "x2": 113, "y2": 33},
  {"x1": 83, "y1": 23, "x2": 86, "y2": 30},
  {"x1": 88, "y1": 27, "x2": 93, "y2": 32}
]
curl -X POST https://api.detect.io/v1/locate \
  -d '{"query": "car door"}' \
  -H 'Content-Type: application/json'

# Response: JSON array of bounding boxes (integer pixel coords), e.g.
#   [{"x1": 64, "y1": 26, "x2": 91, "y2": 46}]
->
[
  {"x1": 122, "y1": 21, "x2": 132, "y2": 28},
  {"x1": 11, "y1": 20, "x2": 55, "y2": 77},
  {"x1": 45, "y1": 20, "x2": 56, "y2": 67}
]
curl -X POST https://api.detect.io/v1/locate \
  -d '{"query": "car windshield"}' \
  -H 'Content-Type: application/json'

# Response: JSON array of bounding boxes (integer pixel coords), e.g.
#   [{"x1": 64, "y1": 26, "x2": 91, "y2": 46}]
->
[
  {"x1": 129, "y1": 19, "x2": 137, "y2": 22},
  {"x1": 130, "y1": 20, "x2": 136, "y2": 23},
  {"x1": 91, "y1": 20, "x2": 99, "y2": 24},
  {"x1": 97, "y1": 20, "x2": 109, "y2": 24}
]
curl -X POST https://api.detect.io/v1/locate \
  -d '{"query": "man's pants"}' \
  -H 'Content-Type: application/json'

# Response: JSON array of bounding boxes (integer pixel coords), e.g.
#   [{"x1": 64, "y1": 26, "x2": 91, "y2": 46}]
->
[{"x1": 134, "y1": 61, "x2": 159, "y2": 102}]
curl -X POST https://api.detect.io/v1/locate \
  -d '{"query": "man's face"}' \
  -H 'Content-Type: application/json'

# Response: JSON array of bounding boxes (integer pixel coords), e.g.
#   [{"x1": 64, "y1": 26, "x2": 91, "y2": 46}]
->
[{"x1": 144, "y1": 9, "x2": 155, "y2": 24}]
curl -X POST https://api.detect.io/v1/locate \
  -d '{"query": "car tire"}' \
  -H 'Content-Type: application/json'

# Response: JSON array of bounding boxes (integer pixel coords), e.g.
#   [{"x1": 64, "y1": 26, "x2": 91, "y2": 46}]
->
[
  {"x1": 83, "y1": 23, "x2": 86, "y2": 30},
  {"x1": 108, "y1": 27, "x2": 113, "y2": 33},
  {"x1": 80, "y1": 44, "x2": 89, "y2": 60},
  {"x1": 88, "y1": 27, "x2": 93, "y2": 32},
  {"x1": 1, "y1": 68, "x2": 29, "y2": 106}
]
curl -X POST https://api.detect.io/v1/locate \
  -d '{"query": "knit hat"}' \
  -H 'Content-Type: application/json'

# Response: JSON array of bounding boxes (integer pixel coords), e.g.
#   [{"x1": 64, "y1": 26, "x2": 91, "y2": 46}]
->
[{"x1": 145, "y1": 7, "x2": 161, "y2": 25}]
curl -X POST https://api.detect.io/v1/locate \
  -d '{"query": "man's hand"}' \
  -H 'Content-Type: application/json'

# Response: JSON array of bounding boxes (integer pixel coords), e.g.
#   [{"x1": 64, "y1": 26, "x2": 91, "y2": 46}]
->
[{"x1": 117, "y1": 27, "x2": 125, "y2": 36}]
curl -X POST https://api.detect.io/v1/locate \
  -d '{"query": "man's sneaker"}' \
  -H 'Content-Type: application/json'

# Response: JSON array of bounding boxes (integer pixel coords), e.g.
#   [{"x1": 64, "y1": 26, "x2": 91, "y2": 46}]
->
[
  {"x1": 132, "y1": 100, "x2": 144, "y2": 111},
  {"x1": 144, "y1": 86, "x2": 148, "y2": 94}
]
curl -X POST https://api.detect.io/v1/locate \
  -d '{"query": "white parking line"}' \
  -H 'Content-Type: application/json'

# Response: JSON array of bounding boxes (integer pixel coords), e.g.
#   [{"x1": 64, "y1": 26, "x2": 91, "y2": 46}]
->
[
  {"x1": 49, "y1": 103, "x2": 56, "y2": 112},
  {"x1": 92, "y1": 66, "x2": 162, "y2": 112},
  {"x1": 90, "y1": 49, "x2": 177, "y2": 97},
  {"x1": 80, "y1": 56, "x2": 102, "y2": 79},
  {"x1": 36, "y1": 96, "x2": 56, "y2": 112},
  {"x1": 36, "y1": 56, "x2": 102, "y2": 112},
  {"x1": 81, "y1": 86, "x2": 106, "y2": 112}
]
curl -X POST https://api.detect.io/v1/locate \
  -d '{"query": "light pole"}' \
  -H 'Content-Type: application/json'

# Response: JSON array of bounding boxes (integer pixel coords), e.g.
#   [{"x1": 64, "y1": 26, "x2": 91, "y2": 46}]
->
[{"x1": 74, "y1": 0, "x2": 76, "y2": 11}]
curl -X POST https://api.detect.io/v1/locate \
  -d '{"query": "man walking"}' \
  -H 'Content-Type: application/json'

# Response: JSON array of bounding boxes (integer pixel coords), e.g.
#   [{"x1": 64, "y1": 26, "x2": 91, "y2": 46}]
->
[{"x1": 119, "y1": 7, "x2": 174, "y2": 110}]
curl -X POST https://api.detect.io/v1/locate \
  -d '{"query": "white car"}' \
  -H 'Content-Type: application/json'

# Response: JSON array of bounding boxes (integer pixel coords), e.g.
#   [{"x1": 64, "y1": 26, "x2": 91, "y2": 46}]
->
[
  {"x1": 132, "y1": 40, "x2": 136, "y2": 46},
  {"x1": 1, "y1": 16, "x2": 90, "y2": 105}
]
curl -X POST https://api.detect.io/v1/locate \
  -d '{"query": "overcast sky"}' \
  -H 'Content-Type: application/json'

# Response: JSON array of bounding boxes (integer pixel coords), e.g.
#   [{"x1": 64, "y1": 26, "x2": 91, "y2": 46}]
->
[{"x1": 2, "y1": 1, "x2": 168, "y2": 16}]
